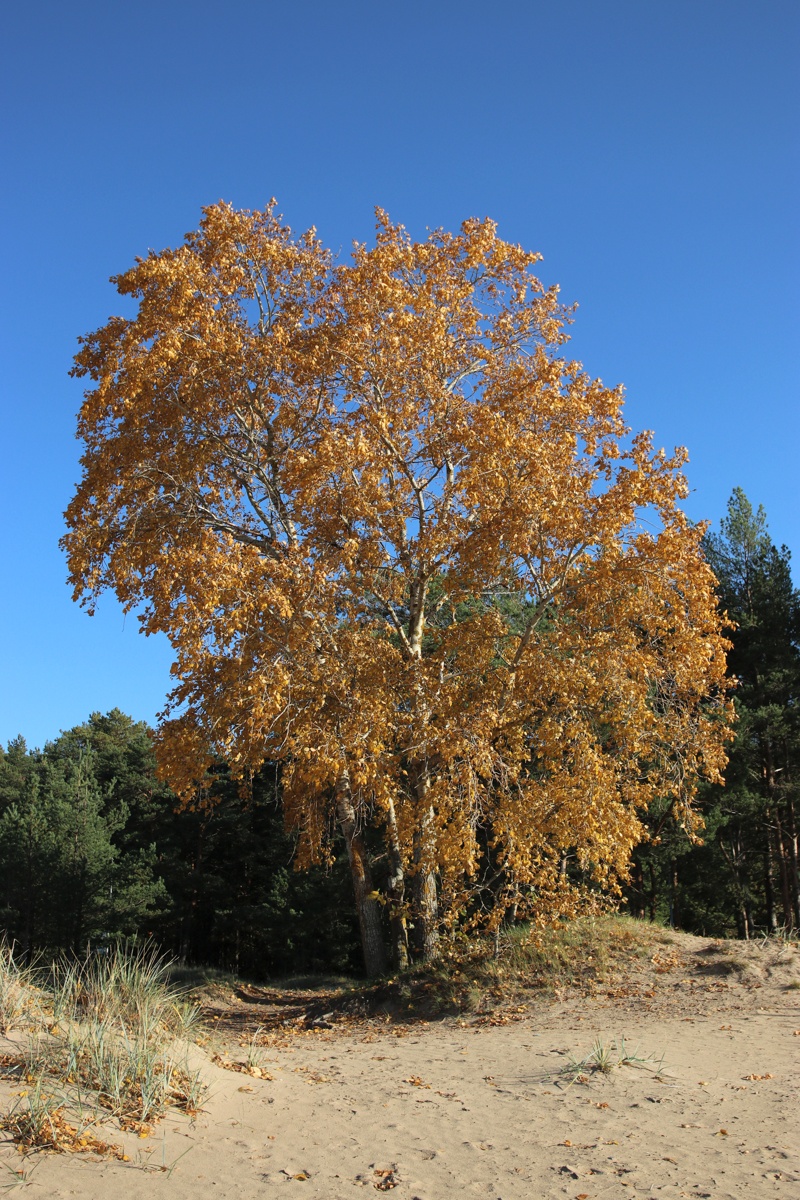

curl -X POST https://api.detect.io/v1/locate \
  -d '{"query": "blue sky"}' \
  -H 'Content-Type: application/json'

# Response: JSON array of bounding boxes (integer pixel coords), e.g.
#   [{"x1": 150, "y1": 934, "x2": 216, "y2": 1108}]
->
[{"x1": 1, "y1": 0, "x2": 797, "y2": 749}]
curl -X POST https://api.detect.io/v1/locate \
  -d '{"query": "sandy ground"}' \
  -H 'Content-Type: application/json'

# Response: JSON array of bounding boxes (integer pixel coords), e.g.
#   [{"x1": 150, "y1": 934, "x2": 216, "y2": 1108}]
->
[{"x1": 1, "y1": 933, "x2": 799, "y2": 1199}]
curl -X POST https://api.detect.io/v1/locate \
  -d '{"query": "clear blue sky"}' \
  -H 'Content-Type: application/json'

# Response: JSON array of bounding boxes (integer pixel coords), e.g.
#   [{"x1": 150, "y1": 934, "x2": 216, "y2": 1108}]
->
[{"x1": 1, "y1": 0, "x2": 797, "y2": 750}]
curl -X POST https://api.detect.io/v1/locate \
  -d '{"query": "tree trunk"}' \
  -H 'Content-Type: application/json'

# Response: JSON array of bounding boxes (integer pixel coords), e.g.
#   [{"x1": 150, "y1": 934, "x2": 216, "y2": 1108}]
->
[
  {"x1": 764, "y1": 829, "x2": 778, "y2": 932},
  {"x1": 411, "y1": 848, "x2": 439, "y2": 960},
  {"x1": 334, "y1": 770, "x2": 387, "y2": 977},
  {"x1": 774, "y1": 810, "x2": 794, "y2": 929},
  {"x1": 629, "y1": 859, "x2": 646, "y2": 919},
  {"x1": 410, "y1": 773, "x2": 439, "y2": 961},
  {"x1": 738, "y1": 900, "x2": 751, "y2": 940},
  {"x1": 785, "y1": 797, "x2": 800, "y2": 929},
  {"x1": 720, "y1": 836, "x2": 751, "y2": 939},
  {"x1": 670, "y1": 858, "x2": 680, "y2": 928},
  {"x1": 385, "y1": 796, "x2": 409, "y2": 971}
]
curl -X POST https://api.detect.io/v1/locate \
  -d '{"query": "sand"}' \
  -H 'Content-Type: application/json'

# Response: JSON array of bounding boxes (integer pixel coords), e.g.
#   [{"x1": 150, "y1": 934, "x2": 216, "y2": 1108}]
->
[{"x1": 2, "y1": 932, "x2": 798, "y2": 1199}]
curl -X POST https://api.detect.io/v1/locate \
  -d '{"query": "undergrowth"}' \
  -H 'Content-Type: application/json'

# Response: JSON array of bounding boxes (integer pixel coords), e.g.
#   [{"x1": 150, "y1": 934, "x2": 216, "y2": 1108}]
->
[{"x1": 367, "y1": 914, "x2": 660, "y2": 1019}]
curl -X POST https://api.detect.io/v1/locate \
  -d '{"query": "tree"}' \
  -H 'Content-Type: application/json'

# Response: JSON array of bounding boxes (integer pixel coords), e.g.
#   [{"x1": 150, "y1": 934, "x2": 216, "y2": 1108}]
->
[
  {"x1": 64, "y1": 203, "x2": 733, "y2": 973},
  {"x1": 0, "y1": 713, "x2": 360, "y2": 972},
  {"x1": 47, "y1": 710, "x2": 172, "y2": 939},
  {"x1": 702, "y1": 490, "x2": 800, "y2": 933},
  {"x1": 0, "y1": 737, "x2": 50, "y2": 954},
  {"x1": 625, "y1": 490, "x2": 800, "y2": 939},
  {"x1": 0, "y1": 736, "x2": 118, "y2": 952}
]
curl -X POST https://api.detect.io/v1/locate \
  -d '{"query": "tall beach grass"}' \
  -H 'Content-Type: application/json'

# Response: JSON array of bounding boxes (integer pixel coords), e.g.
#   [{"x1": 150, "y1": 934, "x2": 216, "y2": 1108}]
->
[{"x1": 0, "y1": 941, "x2": 206, "y2": 1154}]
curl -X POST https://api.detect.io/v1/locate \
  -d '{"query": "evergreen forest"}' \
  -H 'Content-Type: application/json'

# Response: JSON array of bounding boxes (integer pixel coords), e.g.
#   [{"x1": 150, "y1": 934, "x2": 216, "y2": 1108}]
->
[{"x1": 2, "y1": 490, "x2": 798, "y2": 977}]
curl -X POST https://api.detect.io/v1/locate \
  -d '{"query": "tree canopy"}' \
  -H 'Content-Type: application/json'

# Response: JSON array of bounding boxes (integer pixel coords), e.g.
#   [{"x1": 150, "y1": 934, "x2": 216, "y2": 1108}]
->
[{"x1": 64, "y1": 203, "x2": 733, "y2": 972}]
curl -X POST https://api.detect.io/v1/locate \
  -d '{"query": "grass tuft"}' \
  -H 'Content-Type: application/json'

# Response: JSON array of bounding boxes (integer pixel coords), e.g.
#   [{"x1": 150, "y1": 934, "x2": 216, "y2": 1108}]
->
[{"x1": 560, "y1": 1036, "x2": 665, "y2": 1084}]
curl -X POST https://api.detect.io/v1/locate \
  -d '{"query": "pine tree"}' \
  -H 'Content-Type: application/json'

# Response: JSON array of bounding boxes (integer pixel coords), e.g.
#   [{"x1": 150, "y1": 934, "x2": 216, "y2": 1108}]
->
[
  {"x1": 0, "y1": 738, "x2": 115, "y2": 950},
  {"x1": 703, "y1": 490, "x2": 800, "y2": 932}
]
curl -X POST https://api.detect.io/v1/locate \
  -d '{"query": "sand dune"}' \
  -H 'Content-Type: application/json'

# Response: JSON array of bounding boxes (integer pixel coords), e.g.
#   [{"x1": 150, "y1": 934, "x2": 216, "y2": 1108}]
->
[{"x1": 2, "y1": 932, "x2": 798, "y2": 1198}]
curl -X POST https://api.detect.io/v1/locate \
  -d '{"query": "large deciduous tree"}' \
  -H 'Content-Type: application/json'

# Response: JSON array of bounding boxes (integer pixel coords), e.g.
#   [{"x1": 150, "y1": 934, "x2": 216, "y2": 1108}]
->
[{"x1": 64, "y1": 203, "x2": 733, "y2": 974}]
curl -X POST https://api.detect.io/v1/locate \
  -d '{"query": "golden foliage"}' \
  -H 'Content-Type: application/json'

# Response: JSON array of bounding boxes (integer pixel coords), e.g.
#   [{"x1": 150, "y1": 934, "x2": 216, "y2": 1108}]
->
[{"x1": 63, "y1": 202, "x2": 733, "y2": 941}]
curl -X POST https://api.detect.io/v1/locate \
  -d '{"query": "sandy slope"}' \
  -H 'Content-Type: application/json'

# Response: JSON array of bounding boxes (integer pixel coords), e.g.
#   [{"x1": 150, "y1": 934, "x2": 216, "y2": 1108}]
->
[{"x1": 2, "y1": 933, "x2": 798, "y2": 1199}]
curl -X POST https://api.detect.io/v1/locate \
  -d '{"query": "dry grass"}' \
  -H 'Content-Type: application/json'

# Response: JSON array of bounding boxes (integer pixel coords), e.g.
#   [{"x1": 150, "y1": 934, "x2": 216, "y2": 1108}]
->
[
  {"x1": 0, "y1": 942, "x2": 41, "y2": 1036},
  {"x1": 0, "y1": 943, "x2": 207, "y2": 1157},
  {"x1": 368, "y1": 914, "x2": 661, "y2": 1018}
]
